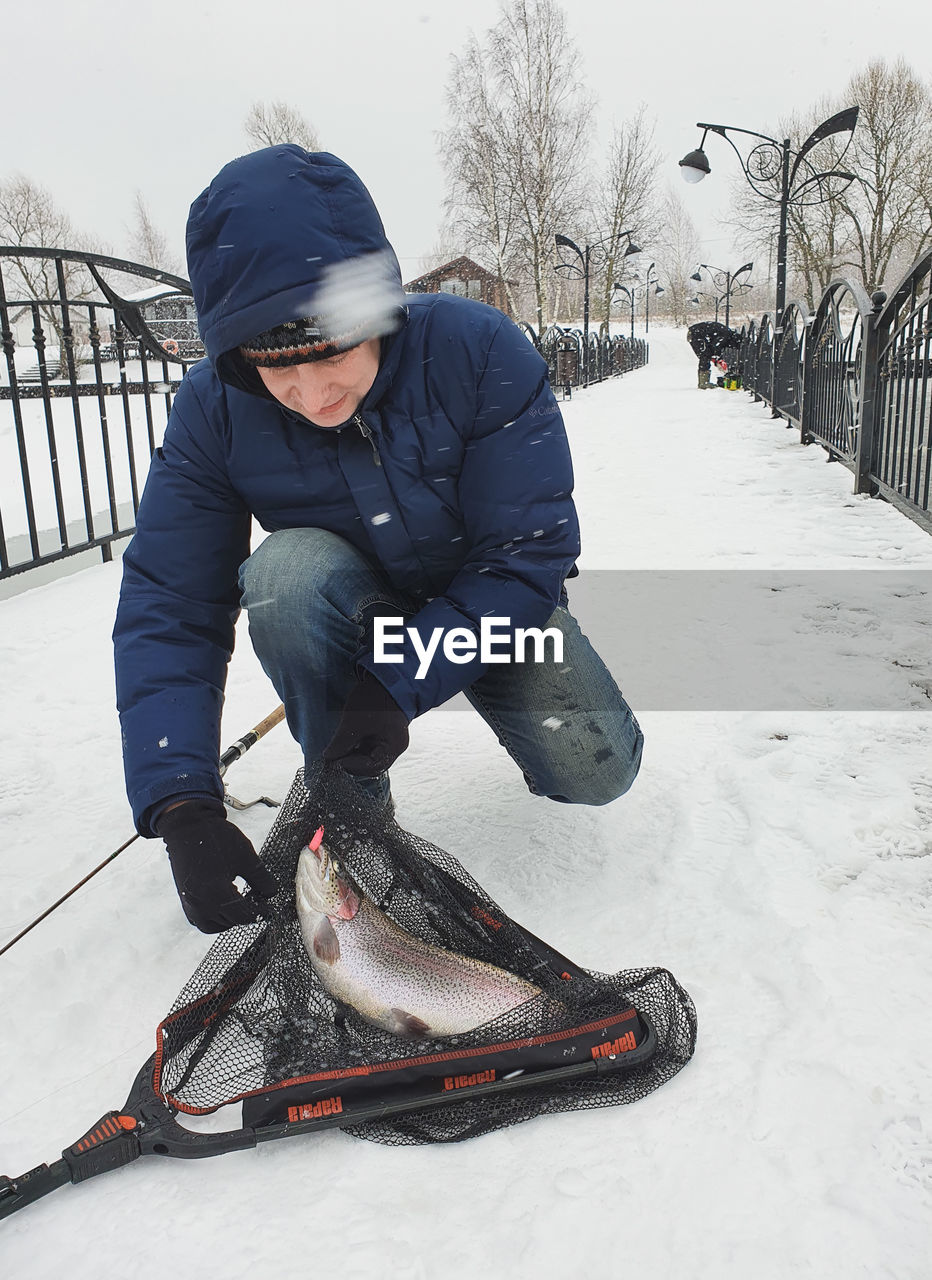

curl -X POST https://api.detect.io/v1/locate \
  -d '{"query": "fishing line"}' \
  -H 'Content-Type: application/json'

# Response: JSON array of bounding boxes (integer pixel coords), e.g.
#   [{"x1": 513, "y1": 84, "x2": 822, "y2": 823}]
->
[
  {"x1": 0, "y1": 1037, "x2": 153, "y2": 1132},
  {"x1": 0, "y1": 705, "x2": 286, "y2": 959}
]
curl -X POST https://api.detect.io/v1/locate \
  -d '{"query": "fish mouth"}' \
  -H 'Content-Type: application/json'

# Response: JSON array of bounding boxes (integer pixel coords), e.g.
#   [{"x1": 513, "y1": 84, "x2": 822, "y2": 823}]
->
[{"x1": 306, "y1": 829, "x2": 360, "y2": 920}]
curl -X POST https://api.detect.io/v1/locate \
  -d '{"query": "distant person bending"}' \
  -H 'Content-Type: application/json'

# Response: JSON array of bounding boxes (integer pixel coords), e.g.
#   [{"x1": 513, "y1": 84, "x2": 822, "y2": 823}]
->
[{"x1": 686, "y1": 321, "x2": 741, "y2": 389}]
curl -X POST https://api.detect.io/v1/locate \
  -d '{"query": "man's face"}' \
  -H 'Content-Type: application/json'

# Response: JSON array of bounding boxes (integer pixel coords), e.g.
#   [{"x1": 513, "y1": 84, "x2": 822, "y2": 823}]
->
[{"x1": 256, "y1": 338, "x2": 381, "y2": 427}]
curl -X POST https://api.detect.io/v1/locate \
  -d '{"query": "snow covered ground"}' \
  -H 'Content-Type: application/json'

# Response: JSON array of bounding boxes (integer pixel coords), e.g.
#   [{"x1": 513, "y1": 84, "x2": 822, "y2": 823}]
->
[{"x1": 1, "y1": 326, "x2": 930, "y2": 1278}]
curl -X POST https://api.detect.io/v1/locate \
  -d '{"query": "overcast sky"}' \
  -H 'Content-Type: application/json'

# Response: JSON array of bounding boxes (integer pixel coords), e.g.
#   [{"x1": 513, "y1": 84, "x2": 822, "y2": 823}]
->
[{"x1": 4, "y1": 0, "x2": 931, "y2": 282}]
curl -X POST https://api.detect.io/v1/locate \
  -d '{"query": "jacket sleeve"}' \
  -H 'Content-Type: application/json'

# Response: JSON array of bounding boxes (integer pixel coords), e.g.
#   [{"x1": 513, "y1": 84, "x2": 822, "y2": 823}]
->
[
  {"x1": 113, "y1": 375, "x2": 251, "y2": 836},
  {"x1": 358, "y1": 315, "x2": 580, "y2": 718}
]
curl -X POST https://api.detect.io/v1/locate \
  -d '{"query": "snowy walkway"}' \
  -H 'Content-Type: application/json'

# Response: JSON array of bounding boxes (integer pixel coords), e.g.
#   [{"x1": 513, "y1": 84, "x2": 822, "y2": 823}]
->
[{"x1": 1, "y1": 327, "x2": 930, "y2": 1278}]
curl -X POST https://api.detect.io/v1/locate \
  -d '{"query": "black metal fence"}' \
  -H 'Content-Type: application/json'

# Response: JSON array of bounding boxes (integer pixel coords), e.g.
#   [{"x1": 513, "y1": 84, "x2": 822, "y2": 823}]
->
[
  {"x1": 732, "y1": 250, "x2": 932, "y2": 536},
  {"x1": 0, "y1": 246, "x2": 202, "y2": 580},
  {"x1": 520, "y1": 322, "x2": 648, "y2": 398}
]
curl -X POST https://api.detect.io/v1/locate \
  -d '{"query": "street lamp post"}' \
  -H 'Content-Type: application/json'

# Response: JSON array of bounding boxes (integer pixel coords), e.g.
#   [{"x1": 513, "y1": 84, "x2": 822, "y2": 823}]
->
[
  {"x1": 644, "y1": 263, "x2": 663, "y2": 333},
  {"x1": 678, "y1": 107, "x2": 859, "y2": 325},
  {"x1": 688, "y1": 291, "x2": 723, "y2": 322},
  {"x1": 612, "y1": 283, "x2": 636, "y2": 340},
  {"x1": 555, "y1": 230, "x2": 641, "y2": 384},
  {"x1": 689, "y1": 261, "x2": 753, "y2": 329}
]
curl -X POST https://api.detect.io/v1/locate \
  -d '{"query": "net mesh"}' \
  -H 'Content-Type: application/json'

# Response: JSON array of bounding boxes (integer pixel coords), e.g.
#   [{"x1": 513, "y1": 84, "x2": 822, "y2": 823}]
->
[{"x1": 155, "y1": 764, "x2": 697, "y2": 1144}]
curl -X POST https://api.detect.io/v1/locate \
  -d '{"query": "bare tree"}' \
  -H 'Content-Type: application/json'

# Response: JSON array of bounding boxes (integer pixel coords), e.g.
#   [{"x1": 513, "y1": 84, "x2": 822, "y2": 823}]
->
[
  {"x1": 835, "y1": 59, "x2": 932, "y2": 291},
  {"x1": 413, "y1": 235, "x2": 468, "y2": 278},
  {"x1": 0, "y1": 174, "x2": 101, "y2": 355},
  {"x1": 493, "y1": 0, "x2": 591, "y2": 329},
  {"x1": 651, "y1": 186, "x2": 700, "y2": 326},
  {"x1": 244, "y1": 100, "x2": 320, "y2": 152},
  {"x1": 440, "y1": 0, "x2": 591, "y2": 329},
  {"x1": 440, "y1": 32, "x2": 521, "y2": 315},
  {"x1": 590, "y1": 106, "x2": 661, "y2": 331},
  {"x1": 127, "y1": 191, "x2": 181, "y2": 274},
  {"x1": 726, "y1": 59, "x2": 932, "y2": 306}
]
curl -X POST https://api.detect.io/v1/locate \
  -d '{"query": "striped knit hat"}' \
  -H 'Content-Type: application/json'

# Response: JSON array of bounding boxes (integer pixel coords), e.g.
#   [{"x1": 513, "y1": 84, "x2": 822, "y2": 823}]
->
[
  {"x1": 238, "y1": 250, "x2": 406, "y2": 369},
  {"x1": 239, "y1": 317, "x2": 364, "y2": 367}
]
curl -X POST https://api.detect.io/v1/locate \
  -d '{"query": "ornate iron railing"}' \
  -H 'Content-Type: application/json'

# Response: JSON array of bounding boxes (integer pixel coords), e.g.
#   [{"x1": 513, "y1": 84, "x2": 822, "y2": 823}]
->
[
  {"x1": 731, "y1": 252, "x2": 932, "y2": 535},
  {"x1": 756, "y1": 316, "x2": 776, "y2": 407},
  {"x1": 773, "y1": 301, "x2": 809, "y2": 429},
  {"x1": 584, "y1": 331, "x2": 600, "y2": 383},
  {"x1": 524, "y1": 322, "x2": 647, "y2": 398},
  {"x1": 871, "y1": 253, "x2": 932, "y2": 525},
  {"x1": 0, "y1": 246, "x2": 201, "y2": 580},
  {"x1": 735, "y1": 321, "x2": 758, "y2": 397},
  {"x1": 800, "y1": 280, "x2": 872, "y2": 464},
  {"x1": 530, "y1": 323, "x2": 580, "y2": 396}
]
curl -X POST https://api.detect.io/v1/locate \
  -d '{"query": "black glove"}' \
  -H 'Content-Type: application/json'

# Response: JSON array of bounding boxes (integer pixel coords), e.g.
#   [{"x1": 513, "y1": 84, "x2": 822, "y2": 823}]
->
[
  {"x1": 157, "y1": 798, "x2": 279, "y2": 933},
  {"x1": 323, "y1": 670, "x2": 410, "y2": 776}
]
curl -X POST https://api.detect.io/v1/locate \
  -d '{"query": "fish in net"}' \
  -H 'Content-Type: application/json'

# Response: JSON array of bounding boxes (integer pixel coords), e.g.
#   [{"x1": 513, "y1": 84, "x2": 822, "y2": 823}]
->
[{"x1": 153, "y1": 762, "x2": 697, "y2": 1145}]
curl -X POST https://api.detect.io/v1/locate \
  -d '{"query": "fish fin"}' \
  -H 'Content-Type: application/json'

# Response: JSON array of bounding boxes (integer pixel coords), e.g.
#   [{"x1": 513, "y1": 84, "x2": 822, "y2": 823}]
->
[
  {"x1": 313, "y1": 917, "x2": 340, "y2": 964},
  {"x1": 390, "y1": 1008, "x2": 430, "y2": 1038}
]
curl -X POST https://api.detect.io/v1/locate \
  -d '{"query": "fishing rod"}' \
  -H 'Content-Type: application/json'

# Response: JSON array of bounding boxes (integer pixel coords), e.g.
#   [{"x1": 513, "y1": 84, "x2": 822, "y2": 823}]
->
[
  {"x1": 219, "y1": 704, "x2": 286, "y2": 779},
  {"x1": 0, "y1": 704, "x2": 286, "y2": 959}
]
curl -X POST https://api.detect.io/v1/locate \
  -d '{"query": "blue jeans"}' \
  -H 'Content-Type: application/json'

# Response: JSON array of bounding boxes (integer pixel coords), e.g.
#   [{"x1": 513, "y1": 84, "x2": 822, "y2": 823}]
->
[{"x1": 239, "y1": 528, "x2": 643, "y2": 806}]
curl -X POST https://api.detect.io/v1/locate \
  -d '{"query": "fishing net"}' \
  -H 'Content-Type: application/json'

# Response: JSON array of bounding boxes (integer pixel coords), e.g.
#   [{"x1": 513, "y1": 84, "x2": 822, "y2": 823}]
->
[{"x1": 154, "y1": 763, "x2": 697, "y2": 1145}]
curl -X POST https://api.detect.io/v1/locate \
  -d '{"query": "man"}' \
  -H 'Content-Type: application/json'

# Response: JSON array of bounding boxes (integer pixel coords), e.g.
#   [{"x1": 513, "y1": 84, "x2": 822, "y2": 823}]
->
[
  {"x1": 113, "y1": 147, "x2": 643, "y2": 933},
  {"x1": 686, "y1": 320, "x2": 741, "y2": 389}
]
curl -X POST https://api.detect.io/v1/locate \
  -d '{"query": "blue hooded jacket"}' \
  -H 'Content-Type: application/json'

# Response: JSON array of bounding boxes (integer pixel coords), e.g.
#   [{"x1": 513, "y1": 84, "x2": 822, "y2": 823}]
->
[{"x1": 113, "y1": 147, "x2": 580, "y2": 835}]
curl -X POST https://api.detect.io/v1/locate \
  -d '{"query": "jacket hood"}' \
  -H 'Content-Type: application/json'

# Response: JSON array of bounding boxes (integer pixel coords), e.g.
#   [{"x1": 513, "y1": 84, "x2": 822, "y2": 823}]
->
[{"x1": 185, "y1": 147, "x2": 406, "y2": 394}]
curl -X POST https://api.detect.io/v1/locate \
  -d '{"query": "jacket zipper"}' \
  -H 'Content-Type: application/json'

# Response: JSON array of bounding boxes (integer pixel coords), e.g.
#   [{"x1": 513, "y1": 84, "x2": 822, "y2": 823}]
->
[{"x1": 353, "y1": 413, "x2": 381, "y2": 466}]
